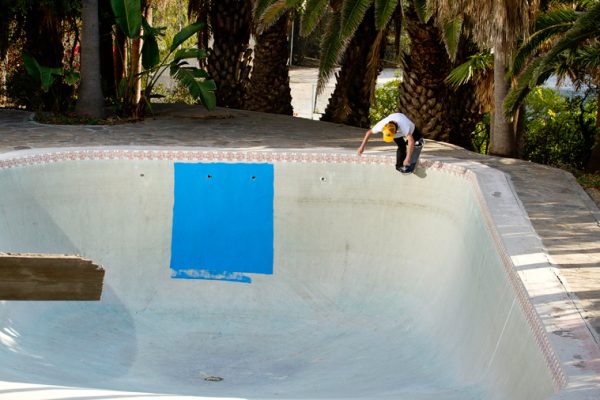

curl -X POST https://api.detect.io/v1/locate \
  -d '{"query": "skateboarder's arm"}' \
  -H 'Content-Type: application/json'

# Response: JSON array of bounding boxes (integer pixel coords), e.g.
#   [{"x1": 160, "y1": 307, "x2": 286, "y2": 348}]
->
[
  {"x1": 357, "y1": 129, "x2": 373, "y2": 156},
  {"x1": 404, "y1": 134, "x2": 415, "y2": 166}
]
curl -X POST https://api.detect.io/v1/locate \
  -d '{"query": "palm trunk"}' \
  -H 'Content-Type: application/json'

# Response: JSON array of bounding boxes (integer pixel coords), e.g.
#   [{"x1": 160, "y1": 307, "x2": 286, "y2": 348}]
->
[
  {"x1": 488, "y1": 54, "x2": 515, "y2": 157},
  {"x1": 244, "y1": 11, "x2": 293, "y2": 115},
  {"x1": 76, "y1": 0, "x2": 105, "y2": 118},
  {"x1": 400, "y1": 7, "x2": 480, "y2": 148},
  {"x1": 208, "y1": 0, "x2": 252, "y2": 109},
  {"x1": 321, "y1": 6, "x2": 385, "y2": 128},
  {"x1": 99, "y1": 0, "x2": 116, "y2": 98}
]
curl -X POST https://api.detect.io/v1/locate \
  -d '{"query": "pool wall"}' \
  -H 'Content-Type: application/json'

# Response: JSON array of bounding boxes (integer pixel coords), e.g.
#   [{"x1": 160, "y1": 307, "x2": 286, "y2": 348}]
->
[{"x1": 0, "y1": 148, "x2": 597, "y2": 399}]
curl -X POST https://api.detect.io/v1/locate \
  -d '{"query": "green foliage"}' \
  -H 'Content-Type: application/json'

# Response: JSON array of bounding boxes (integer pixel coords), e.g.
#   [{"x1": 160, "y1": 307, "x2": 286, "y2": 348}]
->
[
  {"x1": 521, "y1": 87, "x2": 597, "y2": 170},
  {"x1": 152, "y1": 82, "x2": 196, "y2": 105},
  {"x1": 374, "y1": 0, "x2": 397, "y2": 29},
  {"x1": 340, "y1": 0, "x2": 371, "y2": 39},
  {"x1": 369, "y1": 79, "x2": 400, "y2": 123},
  {"x1": 445, "y1": 51, "x2": 493, "y2": 89},
  {"x1": 471, "y1": 113, "x2": 491, "y2": 154},
  {"x1": 577, "y1": 173, "x2": 600, "y2": 189},
  {"x1": 442, "y1": 16, "x2": 463, "y2": 62},
  {"x1": 110, "y1": 0, "x2": 215, "y2": 117},
  {"x1": 20, "y1": 52, "x2": 79, "y2": 111},
  {"x1": 111, "y1": 0, "x2": 142, "y2": 37},
  {"x1": 22, "y1": 53, "x2": 79, "y2": 92}
]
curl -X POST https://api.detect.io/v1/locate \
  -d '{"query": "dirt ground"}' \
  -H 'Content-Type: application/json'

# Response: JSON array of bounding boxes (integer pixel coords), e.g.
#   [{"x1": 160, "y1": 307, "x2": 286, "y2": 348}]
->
[{"x1": 585, "y1": 187, "x2": 600, "y2": 207}]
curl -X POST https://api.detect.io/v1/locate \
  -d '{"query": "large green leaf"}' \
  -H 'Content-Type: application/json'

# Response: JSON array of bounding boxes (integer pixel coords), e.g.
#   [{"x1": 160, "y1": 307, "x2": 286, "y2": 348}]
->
[
  {"x1": 173, "y1": 48, "x2": 208, "y2": 62},
  {"x1": 171, "y1": 65, "x2": 216, "y2": 110},
  {"x1": 111, "y1": 0, "x2": 142, "y2": 38},
  {"x1": 22, "y1": 52, "x2": 63, "y2": 92},
  {"x1": 374, "y1": 0, "x2": 397, "y2": 29},
  {"x1": 22, "y1": 52, "x2": 40, "y2": 79},
  {"x1": 141, "y1": 19, "x2": 160, "y2": 69},
  {"x1": 170, "y1": 21, "x2": 205, "y2": 52}
]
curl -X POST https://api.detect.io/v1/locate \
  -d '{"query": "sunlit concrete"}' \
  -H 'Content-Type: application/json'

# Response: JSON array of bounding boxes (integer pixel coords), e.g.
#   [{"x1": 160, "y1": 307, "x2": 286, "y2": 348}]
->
[{"x1": 0, "y1": 148, "x2": 599, "y2": 399}]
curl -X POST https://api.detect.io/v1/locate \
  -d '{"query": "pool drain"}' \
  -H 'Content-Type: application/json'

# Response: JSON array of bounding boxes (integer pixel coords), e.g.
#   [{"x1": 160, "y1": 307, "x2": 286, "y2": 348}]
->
[{"x1": 204, "y1": 376, "x2": 223, "y2": 382}]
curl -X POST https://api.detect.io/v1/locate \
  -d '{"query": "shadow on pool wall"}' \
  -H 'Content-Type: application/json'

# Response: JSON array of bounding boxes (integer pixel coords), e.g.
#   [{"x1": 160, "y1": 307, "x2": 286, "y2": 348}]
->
[{"x1": 0, "y1": 149, "x2": 566, "y2": 399}]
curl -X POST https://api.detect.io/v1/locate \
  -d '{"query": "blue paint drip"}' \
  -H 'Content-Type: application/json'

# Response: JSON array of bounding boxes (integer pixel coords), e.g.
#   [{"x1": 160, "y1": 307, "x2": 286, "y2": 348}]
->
[{"x1": 170, "y1": 162, "x2": 274, "y2": 283}]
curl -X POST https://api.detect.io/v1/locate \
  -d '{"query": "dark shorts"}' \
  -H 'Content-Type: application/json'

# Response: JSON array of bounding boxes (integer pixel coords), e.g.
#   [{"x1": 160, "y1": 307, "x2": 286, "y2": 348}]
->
[{"x1": 394, "y1": 128, "x2": 424, "y2": 172}]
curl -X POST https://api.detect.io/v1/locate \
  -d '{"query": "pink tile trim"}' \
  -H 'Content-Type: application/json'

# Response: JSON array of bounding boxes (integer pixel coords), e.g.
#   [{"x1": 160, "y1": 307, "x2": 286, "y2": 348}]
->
[{"x1": 0, "y1": 148, "x2": 565, "y2": 388}]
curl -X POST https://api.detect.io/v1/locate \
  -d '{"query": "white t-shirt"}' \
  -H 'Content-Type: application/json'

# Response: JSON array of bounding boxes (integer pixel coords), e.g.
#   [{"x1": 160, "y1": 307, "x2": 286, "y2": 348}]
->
[{"x1": 371, "y1": 113, "x2": 415, "y2": 139}]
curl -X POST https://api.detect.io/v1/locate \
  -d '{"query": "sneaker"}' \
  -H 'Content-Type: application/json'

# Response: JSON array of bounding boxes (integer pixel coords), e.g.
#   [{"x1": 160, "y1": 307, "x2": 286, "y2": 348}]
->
[{"x1": 396, "y1": 165, "x2": 413, "y2": 174}]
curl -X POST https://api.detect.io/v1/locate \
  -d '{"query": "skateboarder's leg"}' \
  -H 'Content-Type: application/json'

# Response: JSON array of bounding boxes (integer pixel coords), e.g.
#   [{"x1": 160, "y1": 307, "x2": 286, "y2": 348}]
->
[
  {"x1": 408, "y1": 139, "x2": 424, "y2": 171},
  {"x1": 394, "y1": 138, "x2": 407, "y2": 171}
]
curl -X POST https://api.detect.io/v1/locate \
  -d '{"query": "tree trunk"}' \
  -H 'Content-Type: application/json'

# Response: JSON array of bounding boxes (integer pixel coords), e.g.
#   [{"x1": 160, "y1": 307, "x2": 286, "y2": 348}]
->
[
  {"x1": 24, "y1": 3, "x2": 70, "y2": 112},
  {"x1": 99, "y1": 0, "x2": 116, "y2": 98},
  {"x1": 207, "y1": 0, "x2": 252, "y2": 109},
  {"x1": 321, "y1": 6, "x2": 385, "y2": 128},
  {"x1": 399, "y1": 7, "x2": 481, "y2": 149},
  {"x1": 76, "y1": 0, "x2": 105, "y2": 118},
  {"x1": 489, "y1": 54, "x2": 515, "y2": 157},
  {"x1": 244, "y1": 11, "x2": 293, "y2": 115}
]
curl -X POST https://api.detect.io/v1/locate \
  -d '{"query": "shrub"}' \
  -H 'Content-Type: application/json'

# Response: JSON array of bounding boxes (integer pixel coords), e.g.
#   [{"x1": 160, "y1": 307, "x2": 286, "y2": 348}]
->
[
  {"x1": 369, "y1": 79, "x2": 400, "y2": 124},
  {"x1": 522, "y1": 87, "x2": 597, "y2": 170}
]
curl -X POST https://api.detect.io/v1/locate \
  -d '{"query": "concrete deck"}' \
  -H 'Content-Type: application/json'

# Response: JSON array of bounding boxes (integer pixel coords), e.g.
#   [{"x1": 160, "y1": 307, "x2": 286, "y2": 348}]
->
[{"x1": 0, "y1": 100, "x2": 599, "y2": 351}]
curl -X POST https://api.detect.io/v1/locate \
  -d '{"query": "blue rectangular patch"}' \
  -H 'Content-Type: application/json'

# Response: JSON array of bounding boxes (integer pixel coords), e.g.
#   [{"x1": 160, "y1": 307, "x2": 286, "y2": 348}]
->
[{"x1": 170, "y1": 162, "x2": 274, "y2": 283}]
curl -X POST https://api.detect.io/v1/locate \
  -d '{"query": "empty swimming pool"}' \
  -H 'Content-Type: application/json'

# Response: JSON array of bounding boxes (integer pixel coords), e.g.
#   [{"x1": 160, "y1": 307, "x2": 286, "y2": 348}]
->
[{"x1": 0, "y1": 148, "x2": 596, "y2": 399}]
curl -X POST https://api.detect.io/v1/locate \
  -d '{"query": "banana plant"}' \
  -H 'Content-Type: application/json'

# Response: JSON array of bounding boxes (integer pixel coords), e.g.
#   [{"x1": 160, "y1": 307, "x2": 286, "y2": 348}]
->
[
  {"x1": 22, "y1": 52, "x2": 79, "y2": 93},
  {"x1": 110, "y1": 0, "x2": 216, "y2": 117}
]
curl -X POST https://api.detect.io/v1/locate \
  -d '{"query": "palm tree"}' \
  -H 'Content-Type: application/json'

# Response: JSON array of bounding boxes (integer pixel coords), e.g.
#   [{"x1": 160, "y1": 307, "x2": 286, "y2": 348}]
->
[
  {"x1": 244, "y1": 7, "x2": 294, "y2": 115},
  {"x1": 320, "y1": 5, "x2": 388, "y2": 128},
  {"x1": 506, "y1": 1, "x2": 600, "y2": 170},
  {"x1": 76, "y1": 0, "x2": 105, "y2": 118},
  {"x1": 257, "y1": 0, "x2": 484, "y2": 144},
  {"x1": 256, "y1": 0, "x2": 398, "y2": 127},
  {"x1": 433, "y1": 0, "x2": 539, "y2": 157},
  {"x1": 189, "y1": 0, "x2": 253, "y2": 108},
  {"x1": 399, "y1": 4, "x2": 482, "y2": 147}
]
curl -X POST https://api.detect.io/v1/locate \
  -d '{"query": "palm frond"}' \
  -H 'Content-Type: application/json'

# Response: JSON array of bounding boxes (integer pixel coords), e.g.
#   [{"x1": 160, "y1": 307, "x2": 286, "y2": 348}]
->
[
  {"x1": 534, "y1": 7, "x2": 577, "y2": 31},
  {"x1": 504, "y1": 57, "x2": 553, "y2": 117},
  {"x1": 442, "y1": 16, "x2": 463, "y2": 62},
  {"x1": 511, "y1": 9, "x2": 577, "y2": 76},
  {"x1": 317, "y1": 11, "x2": 348, "y2": 94},
  {"x1": 254, "y1": 0, "x2": 276, "y2": 19},
  {"x1": 576, "y1": 44, "x2": 600, "y2": 70},
  {"x1": 537, "y1": 1, "x2": 600, "y2": 74},
  {"x1": 259, "y1": 0, "x2": 300, "y2": 32},
  {"x1": 340, "y1": 0, "x2": 372, "y2": 39},
  {"x1": 412, "y1": 0, "x2": 432, "y2": 24},
  {"x1": 374, "y1": 0, "x2": 398, "y2": 29},
  {"x1": 300, "y1": 0, "x2": 329, "y2": 36},
  {"x1": 445, "y1": 51, "x2": 493, "y2": 89}
]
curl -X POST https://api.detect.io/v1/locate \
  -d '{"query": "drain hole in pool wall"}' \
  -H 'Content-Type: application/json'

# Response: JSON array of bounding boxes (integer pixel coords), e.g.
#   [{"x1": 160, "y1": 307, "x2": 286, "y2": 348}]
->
[{"x1": 204, "y1": 376, "x2": 224, "y2": 382}]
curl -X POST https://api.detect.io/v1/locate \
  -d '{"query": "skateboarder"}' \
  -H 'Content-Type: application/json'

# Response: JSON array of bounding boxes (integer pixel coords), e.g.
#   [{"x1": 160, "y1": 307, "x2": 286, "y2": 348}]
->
[{"x1": 357, "y1": 113, "x2": 425, "y2": 173}]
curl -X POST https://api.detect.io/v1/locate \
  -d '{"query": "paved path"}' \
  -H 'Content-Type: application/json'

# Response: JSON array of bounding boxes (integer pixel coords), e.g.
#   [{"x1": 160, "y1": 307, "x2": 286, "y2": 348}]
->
[{"x1": 1, "y1": 103, "x2": 599, "y2": 347}]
